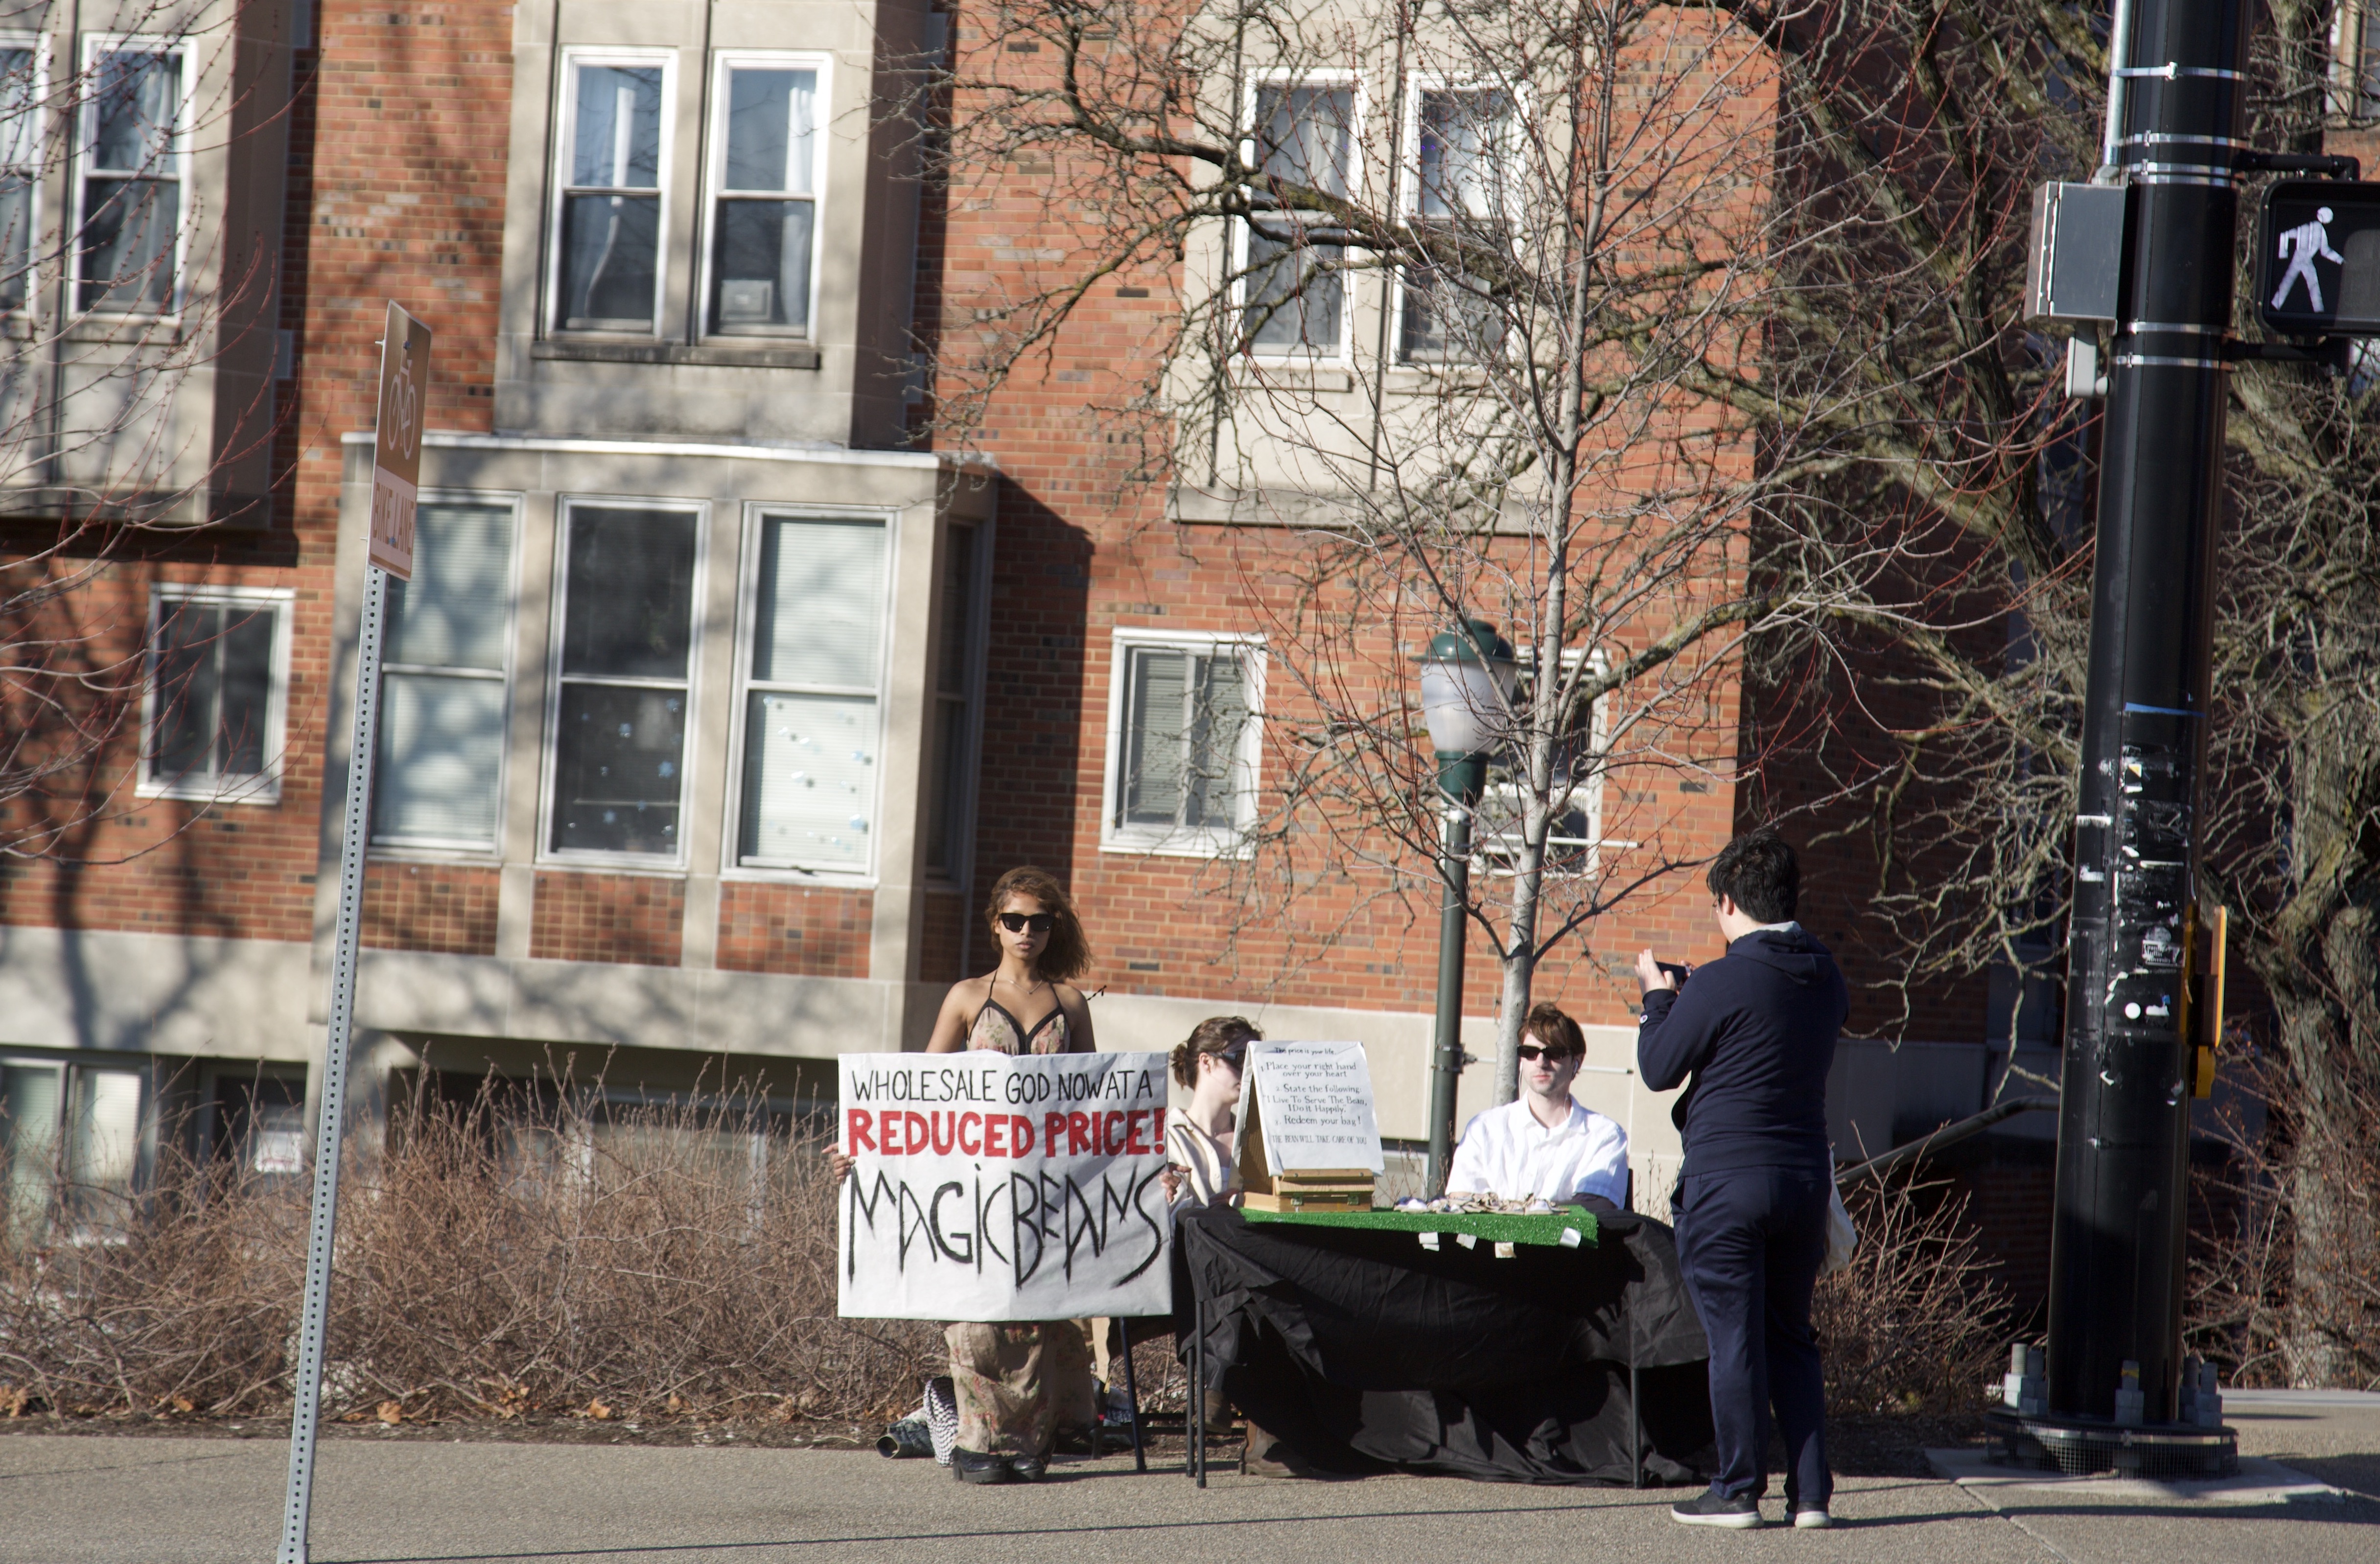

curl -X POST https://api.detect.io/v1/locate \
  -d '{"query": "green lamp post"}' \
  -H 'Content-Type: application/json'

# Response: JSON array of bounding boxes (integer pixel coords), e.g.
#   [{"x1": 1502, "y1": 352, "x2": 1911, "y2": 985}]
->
[{"x1": 1418, "y1": 618, "x2": 1517, "y2": 1196}]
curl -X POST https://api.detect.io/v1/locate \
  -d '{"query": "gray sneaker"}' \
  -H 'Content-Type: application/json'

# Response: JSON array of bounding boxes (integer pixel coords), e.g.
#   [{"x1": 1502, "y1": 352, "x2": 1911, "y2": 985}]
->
[
  {"x1": 1793, "y1": 1508, "x2": 1834, "y2": 1529},
  {"x1": 1671, "y1": 1490, "x2": 1763, "y2": 1528}
]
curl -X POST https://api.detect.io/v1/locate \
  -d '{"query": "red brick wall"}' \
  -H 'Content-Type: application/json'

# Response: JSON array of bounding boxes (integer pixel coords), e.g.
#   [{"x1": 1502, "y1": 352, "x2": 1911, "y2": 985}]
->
[
  {"x1": 360, "y1": 862, "x2": 500, "y2": 955},
  {"x1": 529, "y1": 872, "x2": 684, "y2": 967},
  {"x1": 715, "y1": 883, "x2": 871, "y2": 978}
]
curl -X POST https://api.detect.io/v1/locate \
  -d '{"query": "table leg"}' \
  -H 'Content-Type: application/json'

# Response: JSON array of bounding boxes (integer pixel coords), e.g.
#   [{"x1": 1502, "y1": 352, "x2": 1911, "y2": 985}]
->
[
  {"x1": 1630, "y1": 1358, "x2": 1642, "y2": 1490},
  {"x1": 1120, "y1": 1317, "x2": 1146, "y2": 1472},
  {"x1": 1192, "y1": 1298, "x2": 1207, "y2": 1487}
]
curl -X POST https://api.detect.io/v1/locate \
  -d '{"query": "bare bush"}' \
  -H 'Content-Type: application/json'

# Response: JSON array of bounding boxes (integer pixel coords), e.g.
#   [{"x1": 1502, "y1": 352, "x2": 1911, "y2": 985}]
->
[
  {"x1": 2189, "y1": 1053, "x2": 2380, "y2": 1391},
  {"x1": 1815, "y1": 1175, "x2": 2007, "y2": 1417},
  {"x1": 0, "y1": 1080, "x2": 943, "y2": 1427}
]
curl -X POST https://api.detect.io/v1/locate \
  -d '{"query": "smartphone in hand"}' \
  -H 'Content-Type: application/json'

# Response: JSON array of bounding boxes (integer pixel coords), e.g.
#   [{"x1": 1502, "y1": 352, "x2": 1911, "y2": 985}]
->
[{"x1": 1657, "y1": 961, "x2": 1694, "y2": 986}]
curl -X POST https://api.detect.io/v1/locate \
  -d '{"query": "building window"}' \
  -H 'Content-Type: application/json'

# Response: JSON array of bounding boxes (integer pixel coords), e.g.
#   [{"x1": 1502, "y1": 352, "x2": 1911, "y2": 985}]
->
[
  {"x1": 552, "y1": 53, "x2": 670, "y2": 333},
  {"x1": 1476, "y1": 647, "x2": 1607, "y2": 873},
  {"x1": 373, "y1": 500, "x2": 518, "y2": 851},
  {"x1": 2337, "y1": 0, "x2": 2380, "y2": 117},
  {"x1": 924, "y1": 522, "x2": 980, "y2": 878},
  {"x1": 76, "y1": 42, "x2": 186, "y2": 314},
  {"x1": 0, "y1": 41, "x2": 44, "y2": 314},
  {"x1": 2, "y1": 1059, "x2": 150, "y2": 1245},
  {"x1": 1241, "y1": 79, "x2": 1357, "y2": 357},
  {"x1": 734, "y1": 512, "x2": 889, "y2": 873},
  {"x1": 140, "y1": 586, "x2": 292, "y2": 803},
  {"x1": 1101, "y1": 630, "x2": 1262, "y2": 856},
  {"x1": 1400, "y1": 86, "x2": 1511, "y2": 363},
  {"x1": 706, "y1": 55, "x2": 825, "y2": 336},
  {"x1": 547, "y1": 504, "x2": 701, "y2": 859}
]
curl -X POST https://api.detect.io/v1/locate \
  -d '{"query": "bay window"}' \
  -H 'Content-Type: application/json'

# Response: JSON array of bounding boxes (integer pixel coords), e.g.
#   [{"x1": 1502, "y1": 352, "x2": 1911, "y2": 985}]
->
[
  {"x1": 707, "y1": 56, "x2": 825, "y2": 336},
  {"x1": 553, "y1": 54, "x2": 670, "y2": 333},
  {"x1": 374, "y1": 501, "x2": 518, "y2": 851},
  {"x1": 1241, "y1": 80, "x2": 1357, "y2": 357},
  {"x1": 77, "y1": 42, "x2": 186, "y2": 314}
]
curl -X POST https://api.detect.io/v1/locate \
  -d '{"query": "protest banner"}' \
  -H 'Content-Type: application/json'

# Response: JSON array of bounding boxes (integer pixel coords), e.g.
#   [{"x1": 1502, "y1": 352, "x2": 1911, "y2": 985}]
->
[{"x1": 837, "y1": 1051, "x2": 1173, "y2": 1320}]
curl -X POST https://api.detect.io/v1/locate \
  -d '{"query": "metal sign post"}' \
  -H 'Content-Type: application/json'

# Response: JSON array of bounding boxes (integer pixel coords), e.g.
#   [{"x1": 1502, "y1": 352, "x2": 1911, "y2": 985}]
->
[{"x1": 278, "y1": 302, "x2": 428, "y2": 1564}]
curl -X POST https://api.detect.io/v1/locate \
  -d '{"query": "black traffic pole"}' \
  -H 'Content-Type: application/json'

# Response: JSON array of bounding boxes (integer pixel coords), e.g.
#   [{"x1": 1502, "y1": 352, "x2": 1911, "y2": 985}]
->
[
  {"x1": 2040, "y1": 0, "x2": 2243, "y2": 1464},
  {"x1": 1425, "y1": 755, "x2": 1482, "y2": 1196}
]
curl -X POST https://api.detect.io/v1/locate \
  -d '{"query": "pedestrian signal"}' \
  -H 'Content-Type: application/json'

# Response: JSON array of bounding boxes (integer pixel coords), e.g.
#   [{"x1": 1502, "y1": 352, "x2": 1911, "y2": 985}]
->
[{"x1": 2258, "y1": 180, "x2": 2380, "y2": 336}]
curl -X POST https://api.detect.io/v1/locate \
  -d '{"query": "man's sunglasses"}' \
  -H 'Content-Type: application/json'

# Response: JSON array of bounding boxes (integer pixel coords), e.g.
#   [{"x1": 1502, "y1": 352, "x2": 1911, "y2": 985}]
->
[
  {"x1": 1516, "y1": 1044, "x2": 1581, "y2": 1064},
  {"x1": 997, "y1": 912, "x2": 1056, "y2": 934}
]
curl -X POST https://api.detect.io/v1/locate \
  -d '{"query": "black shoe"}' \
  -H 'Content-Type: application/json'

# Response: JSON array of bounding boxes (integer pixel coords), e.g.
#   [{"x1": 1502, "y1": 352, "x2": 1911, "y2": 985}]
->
[
  {"x1": 1005, "y1": 1455, "x2": 1048, "y2": 1482},
  {"x1": 1671, "y1": 1489, "x2": 1763, "y2": 1529},
  {"x1": 951, "y1": 1448, "x2": 1010, "y2": 1485}
]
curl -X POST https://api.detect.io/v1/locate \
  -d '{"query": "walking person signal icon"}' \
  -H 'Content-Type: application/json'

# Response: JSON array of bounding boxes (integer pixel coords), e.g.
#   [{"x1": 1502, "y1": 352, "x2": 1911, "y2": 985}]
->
[{"x1": 2259, "y1": 181, "x2": 2380, "y2": 336}]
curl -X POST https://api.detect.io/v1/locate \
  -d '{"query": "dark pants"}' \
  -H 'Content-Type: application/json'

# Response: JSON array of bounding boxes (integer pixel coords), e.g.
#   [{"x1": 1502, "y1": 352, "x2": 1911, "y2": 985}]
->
[{"x1": 1675, "y1": 1167, "x2": 1831, "y2": 1506}]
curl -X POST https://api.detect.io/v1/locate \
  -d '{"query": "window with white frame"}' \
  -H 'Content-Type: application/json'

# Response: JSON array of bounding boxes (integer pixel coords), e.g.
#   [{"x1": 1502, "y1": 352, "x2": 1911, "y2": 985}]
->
[
  {"x1": 141, "y1": 586, "x2": 291, "y2": 802},
  {"x1": 552, "y1": 53, "x2": 670, "y2": 333},
  {"x1": 1103, "y1": 631, "x2": 1262, "y2": 854},
  {"x1": 1241, "y1": 79, "x2": 1356, "y2": 357},
  {"x1": 1474, "y1": 648, "x2": 1606, "y2": 871},
  {"x1": 0, "y1": 41, "x2": 43, "y2": 314},
  {"x1": 547, "y1": 504, "x2": 701, "y2": 858},
  {"x1": 2, "y1": 1058, "x2": 149, "y2": 1245},
  {"x1": 1400, "y1": 86, "x2": 1513, "y2": 363},
  {"x1": 735, "y1": 512, "x2": 889, "y2": 873},
  {"x1": 2338, "y1": 0, "x2": 2380, "y2": 117},
  {"x1": 706, "y1": 55, "x2": 825, "y2": 336},
  {"x1": 373, "y1": 500, "x2": 518, "y2": 851},
  {"x1": 924, "y1": 522, "x2": 980, "y2": 878},
  {"x1": 77, "y1": 41, "x2": 186, "y2": 314}
]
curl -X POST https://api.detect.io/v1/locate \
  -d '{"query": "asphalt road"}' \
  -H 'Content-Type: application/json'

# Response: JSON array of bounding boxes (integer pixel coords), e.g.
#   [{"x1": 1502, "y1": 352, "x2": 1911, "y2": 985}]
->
[{"x1": 1, "y1": 1395, "x2": 2372, "y2": 1564}]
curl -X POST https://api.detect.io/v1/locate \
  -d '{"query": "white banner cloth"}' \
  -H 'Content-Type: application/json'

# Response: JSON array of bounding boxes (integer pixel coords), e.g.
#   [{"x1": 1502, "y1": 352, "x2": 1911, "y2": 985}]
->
[{"x1": 835, "y1": 1051, "x2": 1174, "y2": 1321}]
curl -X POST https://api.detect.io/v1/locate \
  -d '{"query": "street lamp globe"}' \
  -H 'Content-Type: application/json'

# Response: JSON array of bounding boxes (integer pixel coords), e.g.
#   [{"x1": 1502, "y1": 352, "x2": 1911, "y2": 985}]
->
[{"x1": 1418, "y1": 619, "x2": 1518, "y2": 787}]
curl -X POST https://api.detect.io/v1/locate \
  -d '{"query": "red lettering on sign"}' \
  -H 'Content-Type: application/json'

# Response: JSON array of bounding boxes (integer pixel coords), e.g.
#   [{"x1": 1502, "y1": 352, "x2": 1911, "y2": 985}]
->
[
  {"x1": 931, "y1": 1111, "x2": 957, "y2": 1156},
  {"x1": 958, "y1": 1111, "x2": 981, "y2": 1156},
  {"x1": 1010, "y1": 1114, "x2": 1034, "y2": 1155},
  {"x1": 986, "y1": 1114, "x2": 1008, "y2": 1157},
  {"x1": 905, "y1": 1113, "x2": 929, "y2": 1156},
  {"x1": 1068, "y1": 1112, "x2": 1091, "y2": 1155},
  {"x1": 1104, "y1": 1111, "x2": 1126, "y2": 1155},
  {"x1": 846, "y1": 1109, "x2": 875, "y2": 1153},
  {"x1": 1126, "y1": 1110, "x2": 1149, "y2": 1154},
  {"x1": 1152, "y1": 1107, "x2": 1167, "y2": 1149},
  {"x1": 1046, "y1": 1112, "x2": 1066, "y2": 1154}
]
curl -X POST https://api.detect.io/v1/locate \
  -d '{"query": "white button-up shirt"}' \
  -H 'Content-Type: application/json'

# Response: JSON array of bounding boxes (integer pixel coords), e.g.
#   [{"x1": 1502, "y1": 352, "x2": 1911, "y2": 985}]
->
[{"x1": 1448, "y1": 1097, "x2": 1630, "y2": 1207}]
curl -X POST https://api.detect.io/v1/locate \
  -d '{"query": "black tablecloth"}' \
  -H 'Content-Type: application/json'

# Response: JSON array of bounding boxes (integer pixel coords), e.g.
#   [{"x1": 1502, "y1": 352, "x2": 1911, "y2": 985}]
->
[{"x1": 1176, "y1": 1205, "x2": 1716, "y2": 1485}]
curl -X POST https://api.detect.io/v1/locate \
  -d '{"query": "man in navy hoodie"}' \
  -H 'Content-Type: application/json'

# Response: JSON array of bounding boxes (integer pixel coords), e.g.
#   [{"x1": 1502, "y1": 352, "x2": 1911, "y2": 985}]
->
[{"x1": 1636, "y1": 832, "x2": 1846, "y2": 1531}]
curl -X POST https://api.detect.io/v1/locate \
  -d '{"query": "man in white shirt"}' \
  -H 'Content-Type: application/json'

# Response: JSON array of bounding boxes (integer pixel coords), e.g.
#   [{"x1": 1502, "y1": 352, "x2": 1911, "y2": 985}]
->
[{"x1": 1449, "y1": 1002, "x2": 1629, "y2": 1210}]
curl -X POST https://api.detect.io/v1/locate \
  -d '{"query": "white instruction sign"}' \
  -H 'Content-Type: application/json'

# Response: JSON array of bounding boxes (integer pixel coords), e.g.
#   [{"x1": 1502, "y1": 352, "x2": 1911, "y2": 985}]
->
[{"x1": 1237, "y1": 1041, "x2": 1385, "y2": 1173}]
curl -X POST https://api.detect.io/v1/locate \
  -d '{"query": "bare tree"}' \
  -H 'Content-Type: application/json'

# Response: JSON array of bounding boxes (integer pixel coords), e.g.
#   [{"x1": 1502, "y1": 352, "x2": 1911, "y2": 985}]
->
[
  {"x1": 905, "y1": 0, "x2": 1913, "y2": 1099},
  {"x1": 0, "y1": 0, "x2": 292, "y2": 869}
]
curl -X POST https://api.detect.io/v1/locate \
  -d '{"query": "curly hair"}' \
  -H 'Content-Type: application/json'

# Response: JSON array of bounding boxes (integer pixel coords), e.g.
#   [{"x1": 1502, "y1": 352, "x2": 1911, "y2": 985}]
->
[
  {"x1": 983, "y1": 865, "x2": 1093, "y2": 982},
  {"x1": 1171, "y1": 1015, "x2": 1262, "y2": 1087}
]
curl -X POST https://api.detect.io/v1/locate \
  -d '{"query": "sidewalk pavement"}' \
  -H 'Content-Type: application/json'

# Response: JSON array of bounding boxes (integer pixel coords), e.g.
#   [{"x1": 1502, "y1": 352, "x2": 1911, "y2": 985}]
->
[{"x1": 1, "y1": 1391, "x2": 2371, "y2": 1564}]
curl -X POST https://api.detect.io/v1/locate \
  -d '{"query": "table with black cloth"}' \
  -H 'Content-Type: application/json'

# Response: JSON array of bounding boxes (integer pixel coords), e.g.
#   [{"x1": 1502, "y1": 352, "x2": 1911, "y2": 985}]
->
[{"x1": 1173, "y1": 1203, "x2": 1717, "y2": 1486}]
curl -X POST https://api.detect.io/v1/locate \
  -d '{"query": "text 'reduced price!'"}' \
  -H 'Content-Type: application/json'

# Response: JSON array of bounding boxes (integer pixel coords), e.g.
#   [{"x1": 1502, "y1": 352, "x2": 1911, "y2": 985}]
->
[{"x1": 837, "y1": 1051, "x2": 1173, "y2": 1321}]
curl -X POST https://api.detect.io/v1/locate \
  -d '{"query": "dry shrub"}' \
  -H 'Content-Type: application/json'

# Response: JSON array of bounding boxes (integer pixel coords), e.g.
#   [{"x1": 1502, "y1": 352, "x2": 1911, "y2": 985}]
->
[
  {"x1": 0, "y1": 1077, "x2": 943, "y2": 1426},
  {"x1": 2188, "y1": 1052, "x2": 2380, "y2": 1390},
  {"x1": 1815, "y1": 1175, "x2": 2007, "y2": 1416}
]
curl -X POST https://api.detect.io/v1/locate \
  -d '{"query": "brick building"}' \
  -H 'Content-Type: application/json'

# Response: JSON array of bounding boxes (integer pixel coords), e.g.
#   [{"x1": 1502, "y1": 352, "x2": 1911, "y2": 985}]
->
[{"x1": 0, "y1": 0, "x2": 2143, "y2": 1245}]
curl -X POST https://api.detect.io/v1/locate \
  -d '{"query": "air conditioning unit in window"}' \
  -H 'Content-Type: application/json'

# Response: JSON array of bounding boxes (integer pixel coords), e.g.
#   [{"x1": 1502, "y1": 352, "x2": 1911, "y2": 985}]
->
[{"x1": 719, "y1": 279, "x2": 775, "y2": 324}]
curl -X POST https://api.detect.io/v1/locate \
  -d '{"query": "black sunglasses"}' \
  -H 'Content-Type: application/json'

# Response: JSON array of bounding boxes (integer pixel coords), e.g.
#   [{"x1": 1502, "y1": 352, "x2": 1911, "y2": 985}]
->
[
  {"x1": 1516, "y1": 1043, "x2": 1580, "y2": 1064},
  {"x1": 997, "y1": 912, "x2": 1056, "y2": 934}
]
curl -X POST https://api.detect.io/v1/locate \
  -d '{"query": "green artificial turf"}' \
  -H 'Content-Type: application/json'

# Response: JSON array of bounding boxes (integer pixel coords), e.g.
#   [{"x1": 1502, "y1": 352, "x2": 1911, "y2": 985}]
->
[{"x1": 1240, "y1": 1206, "x2": 1597, "y2": 1247}]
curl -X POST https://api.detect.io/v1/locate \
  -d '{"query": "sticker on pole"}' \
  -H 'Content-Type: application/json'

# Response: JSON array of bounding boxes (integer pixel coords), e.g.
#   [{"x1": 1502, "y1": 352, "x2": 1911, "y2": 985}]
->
[
  {"x1": 836, "y1": 1051, "x2": 1173, "y2": 1321},
  {"x1": 369, "y1": 301, "x2": 430, "y2": 580},
  {"x1": 2258, "y1": 181, "x2": 2380, "y2": 337}
]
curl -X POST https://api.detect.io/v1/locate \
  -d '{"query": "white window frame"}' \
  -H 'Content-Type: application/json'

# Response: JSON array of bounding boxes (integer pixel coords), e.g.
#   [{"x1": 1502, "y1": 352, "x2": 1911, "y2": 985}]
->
[
  {"x1": 0, "y1": 1052, "x2": 151, "y2": 1246},
  {"x1": 71, "y1": 34, "x2": 194, "y2": 320},
  {"x1": 2335, "y1": 0, "x2": 2380, "y2": 118},
  {"x1": 1392, "y1": 73, "x2": 1524, "y2": 366},
  {"x1": 1475, "y1": 646, "x2": 1612, "y2": 876},
  {"x1": 137, "y1": 583, "x2": 295, "y2": 805},
  {"x1": 720, "y1": 500, "x2": 900, "y2": 884},
  {"x1": 546, "y1": 46, "x2": 677, "y2": 338},
  {"x1": 0, "y1": 34, "x2": 50, "y2": 320},
  {"x1": 537, "y1": 496, "x2": 709, "y2": 871},
  {"x1": 1099, "y1": 626, "x2": 1266, "y2": 859},
  {"x1": 369, "y1": 489, "x2": 524, "y2": 858},
  {"x1": 1235, "y1": 68, "x2": 1364, "y2": 364},
  {"x1": 699, "y1": 48, "x2": 832, "y2": 341}
]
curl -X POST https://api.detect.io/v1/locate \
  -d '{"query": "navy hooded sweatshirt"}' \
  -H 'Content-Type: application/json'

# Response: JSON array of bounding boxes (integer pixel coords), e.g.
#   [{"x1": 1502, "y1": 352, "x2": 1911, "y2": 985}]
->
[{"x1": 1636, "y1": 926, "x2": 1847, "y2": 1178}]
